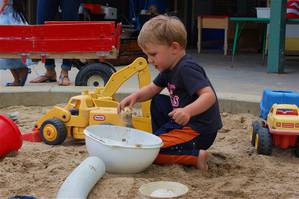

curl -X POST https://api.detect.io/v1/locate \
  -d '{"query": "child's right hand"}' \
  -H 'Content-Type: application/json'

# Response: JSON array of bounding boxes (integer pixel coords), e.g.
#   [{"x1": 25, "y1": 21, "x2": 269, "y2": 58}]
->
[
  {"x1": 117, "y1": 93, "x2": 138, "y2": 114},
  {"x1": 168, "y1": 108, "x2": 191, "y2": 126}
]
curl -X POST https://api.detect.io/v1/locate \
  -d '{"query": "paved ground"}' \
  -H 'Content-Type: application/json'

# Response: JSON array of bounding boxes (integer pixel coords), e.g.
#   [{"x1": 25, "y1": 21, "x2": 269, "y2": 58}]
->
[{"x1": 1, "y1": 50, "x2": 299, "y2": 97}]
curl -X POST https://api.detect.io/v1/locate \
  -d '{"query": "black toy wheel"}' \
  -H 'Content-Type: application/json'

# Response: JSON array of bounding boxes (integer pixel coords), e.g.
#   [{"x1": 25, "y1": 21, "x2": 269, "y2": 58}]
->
[
  {"x1": 75, "y1": 63, "x2": 114, "y2": 87},
  {"x1": 256, "y1": 127, "x2": 272, "y2": 155},
  {"x1": 40, "y1": 119, "x2": 67, "y2": 145},
  {"x1": 250, "y1": 120, "x2": 262, "y2": 146}
]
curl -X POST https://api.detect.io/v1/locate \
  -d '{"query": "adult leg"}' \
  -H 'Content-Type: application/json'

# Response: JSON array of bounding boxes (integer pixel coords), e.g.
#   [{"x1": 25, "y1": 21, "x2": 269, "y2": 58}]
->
[
  {"x1": 7, "y1": 67, "x2": 30, "y2": 86},
  {"x1": 36, "y1": 0, "x2": 59, "y2": 72},
  {"x1": 57, "y1": 0, "x2": 81, "y2": 86},
  {"x1": 31, "y1": 0, "x2": 59, "y2": 83},
  {"x1": 6, "y1": 69, "x2": 20, "y2": 86},
  {"x1": 60, "y1": 0, "x2": 81, "y2": 21},
  {"x1": 5, "y1": 60, "x2": 26, "y2": 86},
  {"x1": 11, "y1": 69, "x2": 19, "y2": 82},
  {"x1": 36, "y1": 0, "x2": 60, "y2": 24},
  {"x1": 150, "y1": 94, "x2": 173, "y2": 132},
  {"x1": 44, "y1": 59, "x2": 57, "y2": 80},
  {"x1": 18, "y1": 67, "x2": 30, "y2": 86},
  {"x1": 58, "y1": 60, "x2": 72, "y2": 86},
  {"x1": 30, "y1": 60, "x2": 57, "y2": 83}
]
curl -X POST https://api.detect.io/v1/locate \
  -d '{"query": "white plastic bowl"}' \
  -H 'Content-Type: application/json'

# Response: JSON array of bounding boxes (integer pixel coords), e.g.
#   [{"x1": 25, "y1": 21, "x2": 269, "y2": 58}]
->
[
  {"x1": 139, "y1": 181, "x2": 189, "y2": 198},
  {"x1": 84, "y1": 125, "x2": 163, "y2": 174}
]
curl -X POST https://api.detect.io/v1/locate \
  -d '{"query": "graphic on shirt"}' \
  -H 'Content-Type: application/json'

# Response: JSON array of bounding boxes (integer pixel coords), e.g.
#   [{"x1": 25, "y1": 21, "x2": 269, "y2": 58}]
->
[{"x1": 167, "y1": 83, "x2": 179, "y2": 107}]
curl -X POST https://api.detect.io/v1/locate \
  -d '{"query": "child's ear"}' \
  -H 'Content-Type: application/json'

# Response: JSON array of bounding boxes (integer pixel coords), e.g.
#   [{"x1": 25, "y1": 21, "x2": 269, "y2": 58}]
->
[{"x1": 170, "y1": 42, "x2": 182, "y2": 54}]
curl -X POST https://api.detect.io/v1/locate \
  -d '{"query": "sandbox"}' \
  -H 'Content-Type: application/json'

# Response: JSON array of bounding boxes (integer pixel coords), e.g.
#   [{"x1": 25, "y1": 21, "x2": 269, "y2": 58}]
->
[{"x1": 1, "y1": 105, "x2": 299, "y2": 199}]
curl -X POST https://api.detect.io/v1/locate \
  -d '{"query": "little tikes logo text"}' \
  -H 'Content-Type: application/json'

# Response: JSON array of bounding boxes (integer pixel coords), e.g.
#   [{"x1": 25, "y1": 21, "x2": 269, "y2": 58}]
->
[{"x1": 93, "y1": 115, "x2": 105, "y2": 121}]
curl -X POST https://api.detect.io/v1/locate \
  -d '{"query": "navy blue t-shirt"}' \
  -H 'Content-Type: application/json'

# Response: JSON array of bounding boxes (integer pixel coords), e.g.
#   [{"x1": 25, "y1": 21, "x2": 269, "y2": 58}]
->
[{"x1": 153, "y1": 54, "x2": 222, "y2": 135}]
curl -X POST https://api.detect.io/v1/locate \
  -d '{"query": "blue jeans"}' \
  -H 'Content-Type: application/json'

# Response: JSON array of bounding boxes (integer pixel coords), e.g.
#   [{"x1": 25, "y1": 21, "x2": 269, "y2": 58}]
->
[
  {"x1": 150, "y1": 94, "x2": 174, "y2": 132},
  {"x1": 36, "y1": 0, "x2": 81, "y2": 71}
]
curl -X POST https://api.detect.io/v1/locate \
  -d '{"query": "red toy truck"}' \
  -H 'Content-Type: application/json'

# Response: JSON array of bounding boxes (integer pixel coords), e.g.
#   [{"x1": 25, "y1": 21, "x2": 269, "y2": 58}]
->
[{"x1": 251, "y1": 104, "x2": 299, "y2": 156}]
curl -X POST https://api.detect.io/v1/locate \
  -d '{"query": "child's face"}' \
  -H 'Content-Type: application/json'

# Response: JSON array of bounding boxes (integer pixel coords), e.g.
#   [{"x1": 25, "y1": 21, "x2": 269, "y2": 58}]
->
[{"x1": 141, "y1": 42, "x2": 181, "y2": 72}]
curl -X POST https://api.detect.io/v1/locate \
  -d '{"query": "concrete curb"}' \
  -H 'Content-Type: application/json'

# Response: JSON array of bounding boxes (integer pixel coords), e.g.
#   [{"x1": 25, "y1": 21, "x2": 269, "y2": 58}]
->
[
  {"x1": 217, "y1": 92, "x2": 260, "y2": 116},
  {"x1": 0, "y1": 86, "x2": 261, "y2": 116}
]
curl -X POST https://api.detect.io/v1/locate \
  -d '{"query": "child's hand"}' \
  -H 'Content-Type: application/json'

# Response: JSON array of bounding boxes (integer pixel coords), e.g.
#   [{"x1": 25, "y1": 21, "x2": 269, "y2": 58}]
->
[
  {"x1": 117, "y1": 93, "x2": 138, "y2": 114},
  {"x1": 168, "y1": 108, "x2": 190, "y2": 126}
]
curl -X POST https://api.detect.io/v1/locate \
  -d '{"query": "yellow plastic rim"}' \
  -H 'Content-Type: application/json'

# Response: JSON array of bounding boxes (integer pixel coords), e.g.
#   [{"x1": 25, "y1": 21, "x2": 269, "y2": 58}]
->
[
  {"x1": 43, "y1": 124, "x2": 58, "y2": 142},
  {"x1": 249, "y1": 126, "x2": 253, "y2": 141},
  {"x1": 255, "y1": 134, "x2": 259, "y2": 150}
]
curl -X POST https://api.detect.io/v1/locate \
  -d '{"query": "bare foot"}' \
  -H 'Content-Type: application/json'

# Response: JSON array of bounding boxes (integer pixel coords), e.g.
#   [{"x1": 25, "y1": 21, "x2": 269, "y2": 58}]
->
[
  {"x1": 197, "y1": 150, "x2": 208, "y2": 171},
  {"x1": 58, "y1": 69, "x2": 70, "y2": 86},
  {"x1": 58, "y1": 75, "x2": 71, "y2": 86}
]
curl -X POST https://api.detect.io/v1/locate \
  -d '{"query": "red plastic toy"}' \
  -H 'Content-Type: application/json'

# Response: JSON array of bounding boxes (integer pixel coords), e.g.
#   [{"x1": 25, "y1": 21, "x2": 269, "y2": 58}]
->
[
  {"x1": 0, "y1": 21, "x2": 121, "y2": 86},
  {"x1": 0, "y1": 21, "x2": 120, "y2": 57},
  {"x1": 0, "y1": 114, "x2": 23, "y2": 157},
  {"x1": 251, "y1": 104, "x2": 299, "y2": 157}
]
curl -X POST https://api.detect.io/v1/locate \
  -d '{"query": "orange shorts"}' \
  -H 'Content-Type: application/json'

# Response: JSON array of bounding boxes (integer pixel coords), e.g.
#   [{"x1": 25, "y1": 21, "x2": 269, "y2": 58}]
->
[{"x1": 154, "y1": 127, "x2": 200, "y2": 167}]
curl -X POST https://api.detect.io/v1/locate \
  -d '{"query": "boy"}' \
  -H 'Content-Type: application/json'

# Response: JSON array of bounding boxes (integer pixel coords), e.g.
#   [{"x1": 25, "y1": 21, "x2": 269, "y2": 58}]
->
[{"x1": 118, "y1": 15, "x2": 222, "y2": 171}]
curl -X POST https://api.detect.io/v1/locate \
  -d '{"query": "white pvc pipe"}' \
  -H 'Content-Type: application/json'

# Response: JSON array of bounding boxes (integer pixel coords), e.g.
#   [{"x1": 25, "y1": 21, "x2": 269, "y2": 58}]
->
[{"x1": 56, "y1": 156, "x2": 105, "y2": 199}]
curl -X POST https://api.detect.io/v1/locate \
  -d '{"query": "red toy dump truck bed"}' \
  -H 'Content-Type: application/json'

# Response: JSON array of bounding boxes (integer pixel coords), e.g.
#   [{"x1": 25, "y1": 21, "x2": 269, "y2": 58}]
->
[{"x1": 0, "y1": 21, "x2": 121, "y2": 59}]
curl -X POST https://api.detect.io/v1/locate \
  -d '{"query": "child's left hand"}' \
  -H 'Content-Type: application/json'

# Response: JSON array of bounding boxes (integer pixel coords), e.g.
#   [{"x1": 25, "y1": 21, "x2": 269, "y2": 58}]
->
[{"x1": 168, "y1": 108, "x2": 190, "y2": 126}]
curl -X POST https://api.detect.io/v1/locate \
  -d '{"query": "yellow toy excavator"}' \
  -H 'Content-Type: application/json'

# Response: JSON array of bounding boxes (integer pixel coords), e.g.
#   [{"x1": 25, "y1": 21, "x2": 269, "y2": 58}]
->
[{"x1": 33, "y1": 57, "x2": 152, "y2": 145}]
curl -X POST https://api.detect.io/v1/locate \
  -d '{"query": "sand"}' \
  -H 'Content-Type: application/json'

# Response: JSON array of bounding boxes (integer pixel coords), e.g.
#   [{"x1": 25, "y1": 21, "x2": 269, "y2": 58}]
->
[{"x1": 1, "y1": 105, "x2": 299, "y2": 199}]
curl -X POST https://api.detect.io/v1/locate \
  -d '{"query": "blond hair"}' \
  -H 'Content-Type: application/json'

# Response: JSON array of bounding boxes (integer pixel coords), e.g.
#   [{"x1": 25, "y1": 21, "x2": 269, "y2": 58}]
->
[{"x1": 138, "y1": 15, "x2": 187, "y2": 49}]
